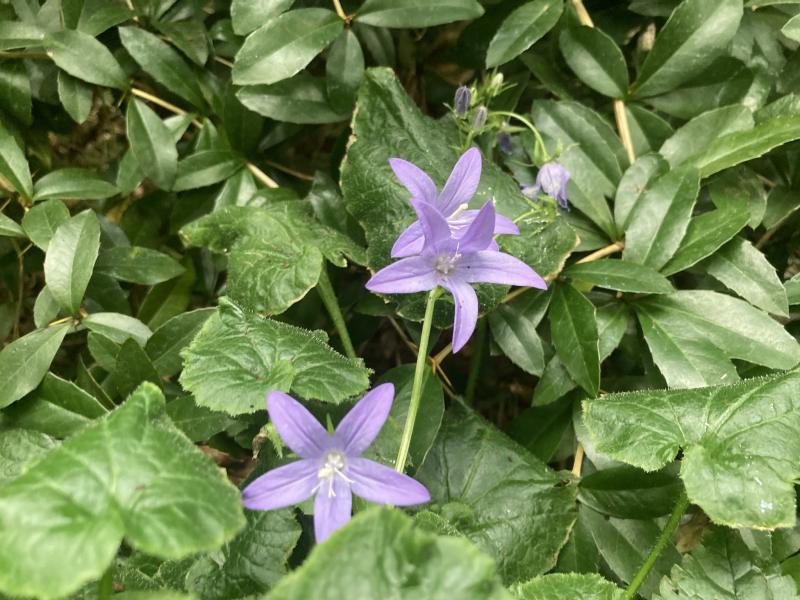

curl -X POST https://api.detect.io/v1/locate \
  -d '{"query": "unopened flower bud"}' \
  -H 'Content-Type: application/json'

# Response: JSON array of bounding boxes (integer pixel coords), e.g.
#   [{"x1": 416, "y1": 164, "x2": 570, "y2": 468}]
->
[
  {"x1": 490, "y1": 73, "x2": 504, "y2": 93},
  {"x1": 472, "y1": 106, "x2": 488, "y2": 130},
  {"x1": 536, "y1": 162, "x2": 571, "y2": 210},
  {"x1": 497, "y1": 132, "x2": 513, "y2": 155},
  {"x1": 454, "y1": 85, "x2": 471, "y2": 117}
]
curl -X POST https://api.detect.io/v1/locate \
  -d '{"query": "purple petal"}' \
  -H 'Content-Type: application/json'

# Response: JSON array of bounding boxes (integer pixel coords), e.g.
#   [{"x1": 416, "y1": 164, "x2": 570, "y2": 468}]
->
[
  {"x1": 437, "y1": 148, "x2": 481, "y2": 215},
  {"x1": 241, "y1": 459, "x2": 318, "y2": 510},
  {"x1": 348, "y1": 457, "x2": 431, "y2": 505},
  {"x1": 267, "y1": 392, "x2": 330, "y2": 459},
  {"x1": 441, "y1": 278, "x2": 479, "y2": 353},
  {"x1": 411, "y1": 199, "x2": 452, "y2": 253},
  {"x1": 459, "y1": 251, "x2": 547, "y2": 289},
  {"x1": 389, "y1": 158, "x2": 437, "y2": 204},
  {"x1": 390, "y1": 221, "x2": 425, "y2": 258},
  {"x1": 494, "y1": 213, "x2": 519, "y2": 235},
  {"x1": 456, "y1": 201, "x2": 496, "y2": 253},
  {"x1": 449, "y1": 209, "x2": 519, "y2": 239},
  {"x1": 314, "y1": 477, "x2": 352, "y2": 542},
  {"x1": 333, "y1": 383, "x2": 394, "y2": 455},
  {"x1": 366, "y1": 256, "x2": 438, "y2": 294}
]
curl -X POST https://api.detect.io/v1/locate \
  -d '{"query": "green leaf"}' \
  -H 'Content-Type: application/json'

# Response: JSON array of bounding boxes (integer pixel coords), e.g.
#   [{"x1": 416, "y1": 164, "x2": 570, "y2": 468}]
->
[
  {"x1": 584, "y1": 370, "x2": 800, "y2": 528},
  {"x1": 613, "y1": 153, "x2": 669, "y2": 232},
  {"x1": 3, "y1": 373, "x2": 108, "y2": 438},
  {"x1": 112, "y1": 339, "x2": 162, "y2": 398},
  {"x1": 231, "y1": 0, "x2": 295, "y2": 35},
  {"x1": 763, "y1": 185, "x2": 800, "y2": 230},
  {"x1": 488, "y1": 291, "x2": 549, "y2": 376},
  {"x1": 153, "y1": 19, "x2": 209, "y2": 67},
  {"x1": 701, "y1": 237, "x2": 789, "y2": 316},
  {"x1": 355, "y1": 0, "x2": 484, "y2": 28},
  {"x1": 265, "y1": 507, "x2": 510, "y2": 599},
  {"x1": 44, "y1": 29, "x2": 128, "y2": 90},
  {"x1": 179, "y1": 301, "x2": 370, "y2": 415},
  {"x1": 578, "y1": 466, "x2": 682, "y2": 520},
  {"x1": 0, "y1": 383, "x2": 245, "y2": 600},
  {"x1": 786, "y1": 273, "x2": 800, "y2": 306},
  {"x1": 83, "y1": 312, "x2": 153, "y2": 346},
  {"x1": 691, "y1": 116, "x2": 800, "y2": 178},
  {"x1": 233, "y1": 9, "x2": 343, "y2": 86},
  {"x1": 625, "y1": 104, "x2": 674, "y2": 156},
  {"x1": 186, "y1": 510, "x2": 301, "y2": 599},
  {"x1": 634, "y1": 291, "x2": 800, "y2": 388},
  {"x1": 416, "y1": 403, "x2": 577, "y2": 583},
  {"x1": 118, "y1": 26, "x2": 206, "y2": 109},
  {"x1": 656, "y1": 527, "x2": 800, "y2": 599},
  {"x1": 486, "y1": 0, "x2": 563, "y2": 68},
  {"x1": 126, "y1": 98, "x2": 179, "y2": 190},
  {"x1": 145, "y1": 308, "x2": 215, "y2": 378},
  {"x1": 781, "y1": 13, "x2": 800, "y2": 42},
  {"x1": 565, "y1": 259, "x2": 673, "y2": 294},
  {"x1": 0, "y1": 324, "x2": 69, "y2": 409},
  {"x1": 632, "y1": 0, "x2": 744, "y2": 98},
  {"x1": 237, "y1": 74, "x2": 351, "y2": 124},
  {"x1": 559, "y1": 25, "x2": 628, "y2": 98},
  {"x1": 549, "y1": 283, "x2": 599, "y2": 397},
  {"x1": 659, "y1": 105, "x2": 754, "y2": 167},
  {"x1": 0, "y1": 428, "x2": 58, "y2": 485},
  {"x1": 44, "y1": 210, "x2": 101, "y2": 315},
  {"x1": 95, "y1": 246, "x2": 185, "y2": 285},
  {"x1": 33, "y1": 168, "x2": 117, "y2": 201},
  {"x1": 0, "y1": 212, "x2": 24, "y2": 238},
  {"x1": 532, "y1": 100, "x2": 627, "y2": 198},
  {"x1": 173, "y1": 150, "x2": 245, "y2": 192},
  {"x1": 661, "y1": 203, "x2": 751, "y2": 276},
  {"x1": 0, "y1": 121, "x2": 32, "y2": 201},
  {"x1": 507, "y1": 397, "x2": 573, "y2": 462},
  {"x1": 0, "y1": 21, "x2": 45, "y2": 50},
  {"x1": 325, "y1": 29, "x2": 364, "y2": 112},
  {"x1": 511, "y1": 573, "x2": 623, "y2": 599},
  {"x1": 622, "y1": 166, "x2": 700, "y2": 270},
  {"x1": 165, "y1": 395, "x2": 232, "y2": 442},
  {"x1": 0, "y1": 60, "x2": 31, "y2": 125},
  {"x1": 21, "y1": 199, "x2": 70, "y2": 250}
]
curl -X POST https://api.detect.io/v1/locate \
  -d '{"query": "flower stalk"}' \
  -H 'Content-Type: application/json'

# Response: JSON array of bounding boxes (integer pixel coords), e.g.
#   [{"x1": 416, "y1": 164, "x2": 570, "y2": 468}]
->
[
  {"x1": 395, "y1": 287, "x2": 442, "y2": 473},
  {"x1": 316, "y1": 264, "x2": 357, "y2": 360}
]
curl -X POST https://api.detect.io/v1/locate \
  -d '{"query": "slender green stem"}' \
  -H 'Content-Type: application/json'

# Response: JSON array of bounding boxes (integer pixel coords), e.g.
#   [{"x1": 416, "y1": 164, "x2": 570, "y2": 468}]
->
[
  {"x1": 98, "y1": 564, "x2": 113, "y2": 600},
  {"x1": 316, "y1": 264, "x2": 357, "y2": 360},
  {"x1": 465, "y1": 318, "x2": 487, "y2": 404},
  {"x1": 492, "y1": 111, "x2": 549, "y2": 162},
  {"x1": 623, "y1": 491, "x2": 690, "y2": 599},
  {"x1": 395, "y1": 288, "x2": 441, "y2": 473}
]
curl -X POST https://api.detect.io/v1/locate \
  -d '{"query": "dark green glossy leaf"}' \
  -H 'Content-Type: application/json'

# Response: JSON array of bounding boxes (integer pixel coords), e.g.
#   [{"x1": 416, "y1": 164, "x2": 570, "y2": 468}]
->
[
  {"x1": 549, "y1": 283, "x2": 599, "y2": 397},
  {"x1": 57, "y1": 71, "x2": 93, "y2": 124},
  {"x1": 0, "y1": 324, "x2": 69, "y2": 409},
  {"x1": 559, "y1": 25, "x2": 628, "y2": 98},
  {"x1": 0, "y1": 21, "x2": 45, "y2": 50},
  {"x1": 0, "y1": 60, "x2": 31, "y2": 125},
  {"x1": 44, "y1": 29, "x2": 127, "y2": 90},
  {"x1": 325, "y1": 29, "x2": 364, "y2": 112},
  {"x1": 565, "y1": 259, "x2": 673, "y2": 294},
  {"x1": 355, "y1": 0, "x2": 484, "y2": 28},
  {"x1": 33, "y1": 168, "x2": 117, "y2": 201},
  {"x1": 126, "y1": 98, "x2": 178, "y2": 190},
  {"x1": 95, "y1": 246, "x2": 184, "y2": 285},
  {"x1": 659, "y1": 105, "x2": 753, "y2": 166},
  {"x1": 21, "y1": 199, "x2": 70, "y2": 251},
  {"x1": 613, "y1": 153, "x2": 669, "y2": 232},
  {"x1": 145, "y1": 308, "x2": 215, "y2": 378},
  {"x1": 0, "y1": 213, "x2": 24, "y2": 238},
  {"x1": 488, "y1": 291, "x2": 549, "y2": 376},
  {"x1": 486, "y1": 0, "x2": 563, "y2": 68},
  {"x1": 83, "y1": 312, "x2": 152, "y2": 346},
  {"x1": 237, "y1": 74, "x2": 351, "y2": 124},
  {"x1": 173, "y1": 150, "x2": 244, "y2": 191},
  {"x1": 579, "y1": 466, "x2": 682, "y2": 519},
  {"x1": 231, "y1": 0, "x2": 295, "y2": 36},
  {"x1": 0, "y1": 121, "x2": 32, "y2": 201}
]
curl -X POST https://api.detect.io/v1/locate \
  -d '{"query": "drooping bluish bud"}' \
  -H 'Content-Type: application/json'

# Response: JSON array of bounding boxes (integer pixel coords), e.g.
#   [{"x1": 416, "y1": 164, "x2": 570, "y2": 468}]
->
[
  {"x1": 497, "y1": 132, "x2": 513, "y2": 155},
  {"x1": 454, "y1": 86, "x2": 471, "y2": 117},
  {"x1": 535, "y1": 162, "x2": 571, "y2": 210},
  {"x1": 472, "y1": 106, "x2": 488, "y2": 130}
]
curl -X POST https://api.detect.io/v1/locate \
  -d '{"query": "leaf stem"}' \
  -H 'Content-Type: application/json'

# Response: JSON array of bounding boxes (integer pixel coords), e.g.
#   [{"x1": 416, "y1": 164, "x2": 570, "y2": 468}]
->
[
  {"x1": 623, "y1": 491, "x2": 689, "y2": 599},
  {"x1": 98, "y1": 564, "x2": 113, "y2": 600},
  {"x1": 465, "y1": 318, "x2": 487, "y2": 404},
  {"x1": 395, "y1": 287, "x2": 441, "y2": 472},
  {"x1": 316, "y1": 264, "x2": 357, "y2": 360}
]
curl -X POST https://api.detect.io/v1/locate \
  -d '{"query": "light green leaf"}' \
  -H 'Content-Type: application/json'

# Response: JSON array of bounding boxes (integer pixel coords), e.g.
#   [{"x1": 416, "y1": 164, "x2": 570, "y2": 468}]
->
[
  {"x1": 613, "y1": 153, "x2": 669, "y2": 232},
  {"x1": 0, "y1": 428, "x2": 58, "y2": 485},
  {"x1": 549, "y1": 283, "x2": 599, "y2": 397},
  {"x1": 179, "y1": 301, "x2": 370, "y2": 415},
  {"x1": 33, "y1": 168, "x2": 117, "y2": 201},
  {"x1": 0, "y1": 121, "x2": 32, "y2": 200},
  {"x1": 565, "y1": 259, "x2": 674, "y2": 294},
  {"x1": 95, "y1": 246, "x2": 185, "y2": 285},
  {"x1": 632, "y1": 0, "x2": 744, "y2": 98},
  {"x1": 416, "y1": 403, "x2": 577, "y2": 583},
  {"x1": 0, "y1": 324, "x2": 69, "y2": 409},
  {"x1": 126, "y1": 98, "x2": 179, "y2": 190},
  {"x1": 145, "y1": 308, "x2": 215, "y2": 378},
  {"x1": 325, "y1": 29, "x2": 364, "y2": 112},
  {"x1": 559, "y1": 25, "x2": 628, "y2": 98},
  {"x1": 511, "y1": 573, "x2": 623, "y2": 599},
  {"x1": 119, "y1": 26, "x2": 206, "y2": 109},
  {"x1": 0, "y1": 21, "x2": 45, "y2": 50},
  {"x1": 701, "y1": 238, "x2": 789, "y2": 316},
  {"x1": 44, "y1": 210, "x2": 101, "y2": 315},
  {"x1": 355, "y1": 0, "x2": 484, "y2": 28},
  {"x1": 83, "y1": 312, "x2": 153, "y2": 346},
  {"x1": 237, "y1": 74, "x2": 351, "y2": 124},
  {"x1": 0, "y1": 383, "x2": 245, "y2": 600},
  {"x1": 231, "y1": 0, "x2": 295, "y2": 35},
  {"x1": 265, "y1": 507, "x2": 510, "y2": 599},
  {"x1": 0, "y1": 212, "x2": 24, "y2": 238},
  {"x1": 233, "y1": 9, "x2": 342, "y2": 86},
  {"x1": 173, "y1": 150, "x2": 245, "y2": 192},
  {"x1": 488, "y1": 291, "x2": 549, "y2": 376},
  {"x1": 21, "y1": 199, "x2": 70, "y2": 250},
  {"x1": 786, "y1": 273, "x2": 800, "y2": 306},
  {"x1": 44, "y1": 29, "x2": 128, "y2": 90},
  {"x1": 486, "y1": 0, "x2": 563, "y2": 68},
  {"x1": 584, "y1": 370, "x2": 800, "y2": 528},
  {"x1": 622, "y1": 166, "x2": 699, "y2": 270},
  {"x1": 782, "y1": 13, "x2": 800, "y2": 42}
]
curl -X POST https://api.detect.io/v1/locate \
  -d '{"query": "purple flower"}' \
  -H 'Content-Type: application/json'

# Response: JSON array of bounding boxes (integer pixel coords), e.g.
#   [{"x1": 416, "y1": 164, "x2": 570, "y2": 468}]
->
[
  {"x1": 241, "y1": 385, "x2": 430, "y2": 543},
  {"x1": 366, "y1": 200, "x2": 546, "y2": 352},
  {"x1": 523, "y1": 162, "x2": 570, "y2": 210},
  {"x1": 454, "y1": 85, "x2": 471, "y2": 116},
  {"x1": 389, "y1": 148, "x2": 519, "y2": 257}
]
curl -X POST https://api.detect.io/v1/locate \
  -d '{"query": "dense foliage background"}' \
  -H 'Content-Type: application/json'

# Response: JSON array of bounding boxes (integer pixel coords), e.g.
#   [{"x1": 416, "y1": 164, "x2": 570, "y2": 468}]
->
[{"x1": 2, "y1": 0, "x2": 800, "y2": 598}]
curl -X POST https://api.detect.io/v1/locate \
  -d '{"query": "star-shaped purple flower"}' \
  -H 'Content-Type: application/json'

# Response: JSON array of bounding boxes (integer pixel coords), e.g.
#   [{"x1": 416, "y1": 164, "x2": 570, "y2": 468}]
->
[
  {"x1": 367, "y1": 200, "x2": 547, "y2": 352},
  {"x1": 389, "y1": 147, "x2": 519, "y2": 257},
  {"x1": 241, "y1": 384, "x2": 430, "y2": 543},
  {"x1": 522, "y1": 161, "x2": 570, "y2": 210}
]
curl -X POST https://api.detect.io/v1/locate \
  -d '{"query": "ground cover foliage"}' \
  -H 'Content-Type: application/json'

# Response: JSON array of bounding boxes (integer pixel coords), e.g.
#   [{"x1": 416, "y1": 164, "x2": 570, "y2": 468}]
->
[{"x1": 2, "y1": 0, "x2": 800, "y2": 598}]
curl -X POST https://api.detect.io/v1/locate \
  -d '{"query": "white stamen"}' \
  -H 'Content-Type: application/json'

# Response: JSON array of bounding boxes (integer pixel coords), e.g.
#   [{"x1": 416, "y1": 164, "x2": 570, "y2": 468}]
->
[
  {"x1": 450, "y1": 203, "x2": 470, "y2": 219},
  {"x1": 434, "y1": 252, "x2": 461, "y2": 276},
  {"x1": 315, "y1": 450, "x2": 352, "y2": 498}
]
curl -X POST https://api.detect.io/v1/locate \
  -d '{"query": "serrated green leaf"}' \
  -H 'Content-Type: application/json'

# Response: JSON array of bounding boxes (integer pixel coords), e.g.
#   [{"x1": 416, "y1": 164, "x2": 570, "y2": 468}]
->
[
  {"x1": 632, "y1": 0, "x2": 743, "y2": 98},
  {"x1": 145, "y1": 308, "x2": 215, "y2": 378},
  {"x1": 486, "y1": 0, "x2": 563, "y2": 68},
  {"x1": 233, "y1": 9, "x2": 342, "y2": 86},
  {"x1": 416, "y1": 403, "x2": 577, "y2": 583},
  {"x1": 180, "y1": 302, "x2": 370, "y2": 415},
  {"x1": 355, "y1": 0, "x2": 484, "y2": 28},
  {"x1": 237, "y1": 74, "x2": 351, "y2": 124},
  {"x1": 325, "y1": 29, "x2": 364, "y2": 112},
  {"x1": 559, "y1": 25, "x2": 628, "y2": 98},
  {"x1": 231, "y1": 0, "x2": 295, "y2": 35},
  {"x1": 0, "y1": 121, "x2": 32, "y2": 200},
  {"x1": 511, "y1": 573, "x2": 623, "y2": 600},
  {"x1": 95, "y1": 246, "x2": 184, "y2": 285},
  {"x1": 0, "y1": 428, "x2": 58, "y2": 485},
  {"x1": 44, "y1": 210, "x2": 101, "y2": 315},
  {"x1": 33, "y1": 168, "x2": 117, "y2": 201},
  {"x1": 584, "y1": 370, "x2": 800, "y2": 528},
  {"x1": 565, "y1": 259, "x2": 674, "y2": 294},
  {"x1": 45, "y1": 29, "x2": 128, "y2": 90},
  {"x1": 549, "y1": 283, "x2": 599, "y2": 397},
  {"x1": 0, "y1": 383, "x2": 245, "y2": 600},
  {"x1": 126, "y1": 98, "x2": 179, "y2": 190},
  {"x1": 265, "y1": 507, "x2": 510, "y2": 599}
]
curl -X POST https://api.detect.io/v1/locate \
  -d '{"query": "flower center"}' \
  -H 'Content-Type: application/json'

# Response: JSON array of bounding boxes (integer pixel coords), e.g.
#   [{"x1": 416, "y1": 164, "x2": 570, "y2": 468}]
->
[
  {"x1": 316, "y1": 450, "x2": 351, "y2": 498},
  {"x1": 434, "y1": 252, "x2": 460, "y2": 276}
]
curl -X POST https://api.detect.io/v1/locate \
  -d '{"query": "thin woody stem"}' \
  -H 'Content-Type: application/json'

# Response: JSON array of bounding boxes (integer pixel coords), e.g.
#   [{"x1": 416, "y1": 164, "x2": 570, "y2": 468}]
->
[
  {"x1": 395, "y1": 287, "x2": 442, "y2": 473},
  {"x1": 316, "y1": 264, "x2": 357, "y2": 360},
  {"x1": 332, "y1": 0, "x2": 348, "y2": 21},
  {"x1": 575, "y1": 240, "x2": 625, "y2": 264},
  {"x1": 571, "y1": 443, "x2": 585, "y2": 477}
]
